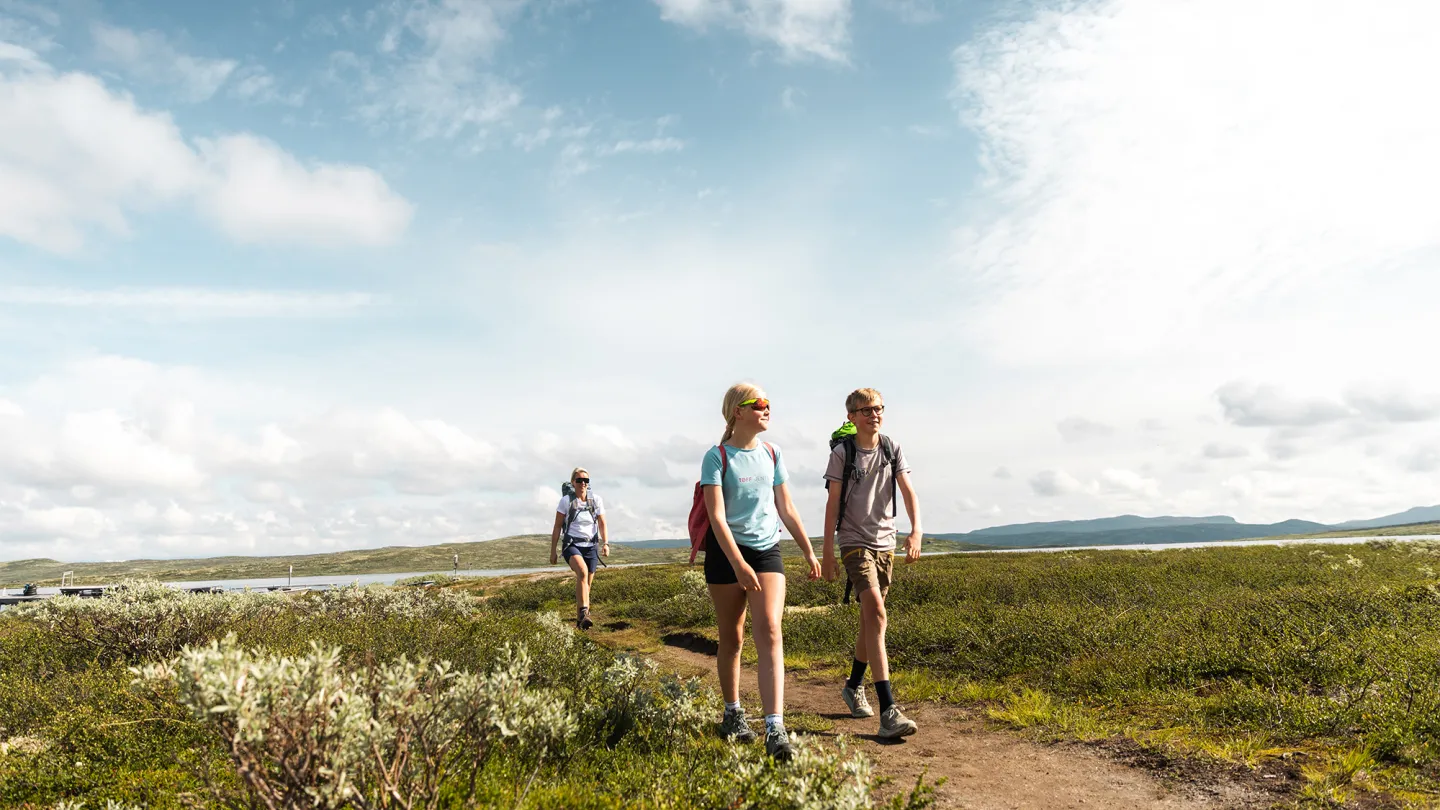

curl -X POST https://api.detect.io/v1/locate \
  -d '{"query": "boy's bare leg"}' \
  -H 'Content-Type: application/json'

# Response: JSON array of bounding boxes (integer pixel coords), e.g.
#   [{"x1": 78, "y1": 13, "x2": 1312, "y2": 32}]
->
[{"x1": 858, "y1": 586, "x2": 890, "y2": 681}]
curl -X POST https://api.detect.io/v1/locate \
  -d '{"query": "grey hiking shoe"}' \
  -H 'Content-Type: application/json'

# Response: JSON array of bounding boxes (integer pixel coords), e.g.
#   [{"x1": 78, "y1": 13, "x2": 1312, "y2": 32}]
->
[
  {"x1": 765, "y1": 726, "x2": 794, "y2": 761},
  {"x1": 878, "y1": 705, "x2": 918, "y2": 739},
  {"x1": 719, "y1": 708, "x2": 756, "y2": 743},
  {"x1": 842, "y1": 684, "x2": 874, "y2": 718}
]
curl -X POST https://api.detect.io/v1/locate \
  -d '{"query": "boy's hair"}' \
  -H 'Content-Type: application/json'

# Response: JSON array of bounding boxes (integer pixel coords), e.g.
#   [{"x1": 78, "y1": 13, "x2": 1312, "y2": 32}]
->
[{"x1": 845, "y1": 388, "x2": 883, "y2": 413}]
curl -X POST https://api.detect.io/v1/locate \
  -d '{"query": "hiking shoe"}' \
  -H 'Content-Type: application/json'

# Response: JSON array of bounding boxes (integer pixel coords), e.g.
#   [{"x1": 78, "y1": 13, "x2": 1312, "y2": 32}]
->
[
  {"x1": 842, "y1": 684, "x2": 874, "y2": 718},
  {"x1": 878, "y1": 705, "x2": 918, "y2": 739},
  {"x1": 577, "y1": 615, "x2": 594, "y2": 630},
  {"x1": 765, "y1": 726, "x2": 794, "y2": 761},
  {"x1": 719, "y1": 708, "x2": 756, "y2": 743}
]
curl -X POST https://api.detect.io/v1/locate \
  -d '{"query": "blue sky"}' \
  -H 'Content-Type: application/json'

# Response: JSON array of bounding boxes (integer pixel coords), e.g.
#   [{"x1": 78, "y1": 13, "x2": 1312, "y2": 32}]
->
[{"x1": 3, "y1": 0, "x2": 1439, "y2": 562}]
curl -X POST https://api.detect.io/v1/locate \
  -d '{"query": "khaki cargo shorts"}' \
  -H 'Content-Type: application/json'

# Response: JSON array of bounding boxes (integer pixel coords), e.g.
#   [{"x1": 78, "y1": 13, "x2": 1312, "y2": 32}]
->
[{"x1": 841, "y1": 547, "x2": 893, "y2": 597}]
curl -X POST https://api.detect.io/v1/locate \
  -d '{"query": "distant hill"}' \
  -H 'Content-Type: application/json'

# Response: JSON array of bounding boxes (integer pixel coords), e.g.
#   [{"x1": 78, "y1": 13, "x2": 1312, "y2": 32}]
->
[
  {"x1": 0, "y1": 536, "x2": 689, "y2": 587},
  {"x1": 968, "y1": 514, "x2": 1237, "y2": 537},
  {"x1": 936, "y1": 519, "x2": 1332, "y2": 550},
  {"x1": 1334, "y1": 505, "x2": 1440, "y2": 530}
]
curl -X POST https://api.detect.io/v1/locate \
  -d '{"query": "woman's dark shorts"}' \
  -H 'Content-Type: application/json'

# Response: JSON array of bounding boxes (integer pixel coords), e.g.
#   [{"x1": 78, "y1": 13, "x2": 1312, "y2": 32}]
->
[
  {"x1": 562, "y1": 543, "x2": 600, "y2": 574},
  {"x1": 704, "y1": 540, "x2": 785, "y2": 585}
]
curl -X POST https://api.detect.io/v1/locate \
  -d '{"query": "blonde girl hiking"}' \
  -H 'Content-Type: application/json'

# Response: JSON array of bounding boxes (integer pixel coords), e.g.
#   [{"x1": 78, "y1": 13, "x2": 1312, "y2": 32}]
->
[{"x1": 699, "y1": 382, "x2": 821, "y2": 761}]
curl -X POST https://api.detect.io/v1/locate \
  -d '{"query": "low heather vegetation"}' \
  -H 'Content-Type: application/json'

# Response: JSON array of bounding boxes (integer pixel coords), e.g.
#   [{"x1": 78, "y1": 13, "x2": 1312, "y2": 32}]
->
[
  {"x1": 0, "y1": 581, "x2": 931, "y2": 809},
  {"x1": 490, "y1": 542, "x2": 1440, "y2": 806}
]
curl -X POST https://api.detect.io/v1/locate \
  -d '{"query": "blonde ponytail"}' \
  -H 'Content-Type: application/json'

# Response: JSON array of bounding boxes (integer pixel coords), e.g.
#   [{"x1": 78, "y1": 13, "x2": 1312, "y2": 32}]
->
[{"x1": 719, "y1": 382, "x2": 763, "y2": 446}]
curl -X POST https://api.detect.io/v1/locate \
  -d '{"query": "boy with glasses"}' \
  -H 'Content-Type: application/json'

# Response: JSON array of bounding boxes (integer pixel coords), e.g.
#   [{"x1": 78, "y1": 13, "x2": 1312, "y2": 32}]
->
[{"x1": 821, "y1": 388, "x2": 922, "y2": 738}]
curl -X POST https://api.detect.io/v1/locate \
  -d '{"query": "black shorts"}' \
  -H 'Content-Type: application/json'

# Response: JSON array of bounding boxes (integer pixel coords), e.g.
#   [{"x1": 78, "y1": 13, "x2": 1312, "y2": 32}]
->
[{"x1": 704, "y1": 539, "x2": 785, "y2": 585}]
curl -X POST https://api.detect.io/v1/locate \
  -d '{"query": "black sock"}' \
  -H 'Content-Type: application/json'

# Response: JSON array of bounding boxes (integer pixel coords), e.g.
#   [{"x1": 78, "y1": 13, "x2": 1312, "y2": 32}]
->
[
  {"x1": 847, "y1": 659, "x2": 867, "y2": 689},
  {"x1": 875, "y1": 680, "x2": 894, "y2": 712},
  {"x1": 578, "y1": 605, "x2": 589, "y2": 620}
]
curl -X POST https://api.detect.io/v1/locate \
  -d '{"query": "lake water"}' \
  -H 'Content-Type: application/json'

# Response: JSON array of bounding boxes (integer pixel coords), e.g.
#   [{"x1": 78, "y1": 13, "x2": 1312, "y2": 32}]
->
[
  {"x1": 0, "y1": 565, "x2": 568, "y2": 598},
  {"x1": 3, "y1": 534, "x2": 1435, "y2": 598}
]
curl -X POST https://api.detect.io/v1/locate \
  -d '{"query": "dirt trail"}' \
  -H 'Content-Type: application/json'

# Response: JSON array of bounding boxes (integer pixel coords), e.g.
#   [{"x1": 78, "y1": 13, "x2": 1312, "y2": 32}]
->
[{"x1": 604, "y1": 625, "x2": 1286, "y2": 810}]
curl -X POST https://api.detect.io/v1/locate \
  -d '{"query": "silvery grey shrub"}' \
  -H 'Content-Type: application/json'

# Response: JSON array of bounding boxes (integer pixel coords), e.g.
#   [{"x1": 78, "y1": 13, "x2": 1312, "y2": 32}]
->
[{"x1": 135, "y1": 634, "x2": 574, "y2": 810}]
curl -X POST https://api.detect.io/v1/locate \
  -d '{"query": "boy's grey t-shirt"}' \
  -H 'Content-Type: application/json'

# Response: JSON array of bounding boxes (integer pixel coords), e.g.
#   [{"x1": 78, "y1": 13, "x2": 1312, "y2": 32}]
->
[{"x1": 823, "y1": 437, "x2": 911, "y2": 551}]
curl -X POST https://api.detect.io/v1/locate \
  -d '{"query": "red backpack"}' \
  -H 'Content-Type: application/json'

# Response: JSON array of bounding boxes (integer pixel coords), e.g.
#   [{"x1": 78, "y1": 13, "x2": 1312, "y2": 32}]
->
[{"x1": 687, "y1": 442, "x2": 776, "y2": 564}]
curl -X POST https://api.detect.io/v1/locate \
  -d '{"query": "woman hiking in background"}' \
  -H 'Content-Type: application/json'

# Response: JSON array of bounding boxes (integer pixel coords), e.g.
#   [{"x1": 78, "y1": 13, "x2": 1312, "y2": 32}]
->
[
  {"x1": 700, "y1": 382, "x2": 821, "y2": 761},
  {"x1": 550, "y1": 467, "x2": 608, "y2": 629}
]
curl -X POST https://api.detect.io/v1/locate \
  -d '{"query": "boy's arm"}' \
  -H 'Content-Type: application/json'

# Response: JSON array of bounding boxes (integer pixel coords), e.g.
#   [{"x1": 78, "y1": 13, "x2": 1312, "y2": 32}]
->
[
  {"x1": 822, "y1": 483, "x2": 841, "y2": 581},
  {"x1": 896, "y1": 470, "x2": 922, "y2": 563}
]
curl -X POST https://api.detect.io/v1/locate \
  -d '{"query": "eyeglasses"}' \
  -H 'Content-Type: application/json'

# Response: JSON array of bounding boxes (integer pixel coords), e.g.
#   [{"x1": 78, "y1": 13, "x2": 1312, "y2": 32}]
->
[
  {"x1": 574, "y1": 477, "x2": 590, "y2": 485},
  {"x1": 851, "y1": 405, "x2": 885, "y2": 417},
  {"x1": 739, "y1": 398, "x2": 771, "y2": 411}
]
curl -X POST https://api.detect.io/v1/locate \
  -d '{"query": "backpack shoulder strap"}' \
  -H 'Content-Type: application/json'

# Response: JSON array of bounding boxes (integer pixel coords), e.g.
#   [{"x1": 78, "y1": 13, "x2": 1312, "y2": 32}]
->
[
  {"x1": 718, "y1": 444, "x2": 729, "y2": 479},
  {"x1": 762, "y1": 442, "x2": 776, "y2": 465},
  {"x1": 835, "y1": 437, "x2": 857, "y2": 534},
  {"x1": 880, "y1": 435, "x2": 898, "y2": 518},
  {"x1": 561, "y1": 494, "x2": 580, "y2": 542}
]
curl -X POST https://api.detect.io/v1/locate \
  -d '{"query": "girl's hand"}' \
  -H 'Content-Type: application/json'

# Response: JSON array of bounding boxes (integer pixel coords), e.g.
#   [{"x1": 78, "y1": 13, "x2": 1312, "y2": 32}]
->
[
  {"x1": 550, "y1": 550, "x2": 558, "y2": 565},
  {"x1": 804, "y1": 554, "x2": 822, "y2": 581},
  {"x1": 601, "y1": 543, "x2": 610, "y2": 557},
  {"x1": 735, "y1": 562, "x2": 762, "y2": 591}
]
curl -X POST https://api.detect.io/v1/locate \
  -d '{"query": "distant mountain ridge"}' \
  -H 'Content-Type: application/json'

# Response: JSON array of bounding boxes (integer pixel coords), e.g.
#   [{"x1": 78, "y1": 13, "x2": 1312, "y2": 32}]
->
[
  {"x1": 1334, "y1": 505, "x2": 1440, "y2": 530},
  {"x1": 943, "y1": 505, "x2": 1440, "y2": 552},
  {"x1": 936, "y1": 519, "x2": 1330, "y2": 550},
  {"x1": 968, "y1": 514, "x2": 1237, "y2": 537}
]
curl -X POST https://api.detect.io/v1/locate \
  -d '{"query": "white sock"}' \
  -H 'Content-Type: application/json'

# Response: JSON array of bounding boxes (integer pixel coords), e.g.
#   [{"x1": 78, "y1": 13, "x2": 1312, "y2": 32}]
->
[
  {"x1": 764, "y1": 713, "x2": 783, "y2": 732},
  {"x1": 725, "y1": 701, "x2": 741, "y2": 713}
]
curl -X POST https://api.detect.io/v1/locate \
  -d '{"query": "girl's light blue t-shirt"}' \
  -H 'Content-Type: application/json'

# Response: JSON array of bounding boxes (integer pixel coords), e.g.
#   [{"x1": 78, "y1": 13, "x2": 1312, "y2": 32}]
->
[{"x1": 701, "y1": 443, "x2": 790, "y2": 551}]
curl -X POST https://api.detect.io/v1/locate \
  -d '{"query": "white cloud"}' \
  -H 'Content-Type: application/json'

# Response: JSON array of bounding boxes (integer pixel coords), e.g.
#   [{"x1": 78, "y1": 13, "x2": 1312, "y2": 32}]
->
[
  {"x1": 1344, "y1": 386, "x2": 1440, "y2": 423},
  {"x1": 1403, "y1": 445, "x2": 1440, "y2": 473},
  {"x1": 1099, "y1": 468, "x2": 1160, "y2": 500},
  {"x1": 0, "y1": 354, "x2": 723, "y2": 560},
  {"x1": 197, "y1": 135, "x2": 413, "y2": 247},
  {"x1": 952, "y1": 0, "x2": 1440, "y2": 379},
  {"x1": 1202, "y1": 442, "x2": 1250, "y2": 460},
  {"x1": 228, "y1": 65, "x2": 304, "y2": 106},
  {"x1": 354, "y1": 0, "x2": 529, "y2": 139},
  {"x1": 1029, "y1": 469, "x2": 1087, "y2": 497},
  {"x1": 0, "y1": 63, "x2": 413, "y2": 252},
  {"x1": 91, "y1": 23, "x2": 238, "y2": 102},
  {"x1": 0, "y1": 69, "x2": 200, "y2": 252},
  {"x1": 1216, "y1": 382, "x2": 1349, "y2": 429},
  {"x1": 0, "y1": 287, "x2": 377, "y2": 317},
  {"x1": 654, "y1": 0, "x2": 851, "y2": 63},
  {"x1": 0, "y1": 1, "x2": 59, "y2": 54},
  {"x1": 1056, "y1": 416, "x2": 1113, "y2": 442},
  {"x1": 0, "y1": 41, "x2": 43, "y2": 68},
  {"x1": 602, "y1": 137, "x2": 685, "y2": 155}
]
